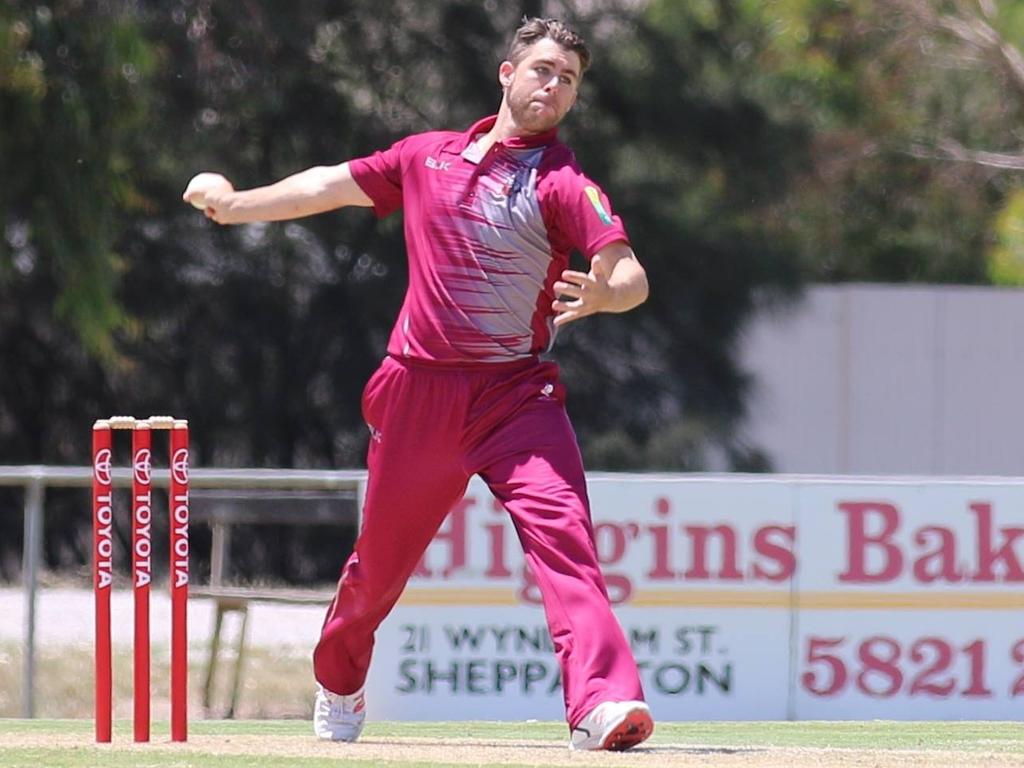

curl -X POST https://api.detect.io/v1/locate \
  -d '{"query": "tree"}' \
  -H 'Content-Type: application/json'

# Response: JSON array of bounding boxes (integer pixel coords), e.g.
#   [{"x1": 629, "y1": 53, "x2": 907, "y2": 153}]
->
[
  {"x1": 885, "y1": 0, "x2": 1024, "y2": 285},
  {"x1": 0, "y1": 2, "x2": 158, "y2": 462},
  {"x1": 1, "y1": 0, "x2": 811, "y2": 478},
  {"x1": 8, "y1": 0, "x2": 1022, "y2": 578}
]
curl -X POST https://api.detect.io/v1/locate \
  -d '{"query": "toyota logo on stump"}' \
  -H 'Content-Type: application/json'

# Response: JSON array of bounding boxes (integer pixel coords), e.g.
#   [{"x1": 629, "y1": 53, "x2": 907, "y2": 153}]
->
[
  {"x1": 171, "y1": 448, "x2": 189, "y2": 485},
  {"x1": 94, "y1": 448, "x2": 112, "y2": 485},
  {"x1": 133, "y1": 449, "x2": 152, "y2": 484}
]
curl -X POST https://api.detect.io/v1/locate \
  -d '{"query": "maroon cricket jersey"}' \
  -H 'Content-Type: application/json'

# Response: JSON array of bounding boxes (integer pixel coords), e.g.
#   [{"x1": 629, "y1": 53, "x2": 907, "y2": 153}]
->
[{"x1": 349, "y1": 115, "x2": 630, "y2": 364}]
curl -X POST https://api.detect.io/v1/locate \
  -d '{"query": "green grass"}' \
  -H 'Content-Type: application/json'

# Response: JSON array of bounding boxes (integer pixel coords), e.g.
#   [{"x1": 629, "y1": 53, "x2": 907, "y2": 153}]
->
[
  {"x1": 2, "y1": 719, "x2": 1024, "y2": 767},
  {"x1": 5, "y1": 716, "x2": 1024, "y2": 749},
  {"x1": 4, "y1": 631, "x2": 1024, "y2": 765}
]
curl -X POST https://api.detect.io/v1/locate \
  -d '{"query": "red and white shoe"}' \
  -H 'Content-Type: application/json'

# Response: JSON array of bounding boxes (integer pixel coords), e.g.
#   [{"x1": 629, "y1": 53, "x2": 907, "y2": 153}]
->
[
  {"x1": 570, "y1": 700, "x2": 654, "y2": 751},
  {"x1": 313, "y1": 684, "x2": 366, "y2": 742}
]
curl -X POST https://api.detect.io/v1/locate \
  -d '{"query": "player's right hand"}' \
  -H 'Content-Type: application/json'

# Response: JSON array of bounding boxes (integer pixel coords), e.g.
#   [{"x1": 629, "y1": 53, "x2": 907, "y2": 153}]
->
[{"x1": 182, "y1": 172, "x2": 235, "y2": 221}]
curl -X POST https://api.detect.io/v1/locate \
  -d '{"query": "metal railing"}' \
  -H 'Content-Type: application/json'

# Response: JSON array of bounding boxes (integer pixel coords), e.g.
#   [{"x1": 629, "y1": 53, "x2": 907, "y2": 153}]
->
[{"x1": 0, "y1": 465, "x2": 366, "y2": 719}]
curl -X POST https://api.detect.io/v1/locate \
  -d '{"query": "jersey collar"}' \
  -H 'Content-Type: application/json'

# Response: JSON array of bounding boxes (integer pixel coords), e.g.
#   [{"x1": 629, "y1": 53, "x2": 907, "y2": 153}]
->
[{"x1": 461, "y1": 114, "x2": 559, "y2": 154}]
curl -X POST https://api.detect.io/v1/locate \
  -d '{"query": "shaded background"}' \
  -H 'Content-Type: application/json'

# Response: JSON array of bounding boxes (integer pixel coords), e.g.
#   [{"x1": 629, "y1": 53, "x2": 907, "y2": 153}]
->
[{"x1": 4, "y1": 0, "x2": 1024, "y2": 581}]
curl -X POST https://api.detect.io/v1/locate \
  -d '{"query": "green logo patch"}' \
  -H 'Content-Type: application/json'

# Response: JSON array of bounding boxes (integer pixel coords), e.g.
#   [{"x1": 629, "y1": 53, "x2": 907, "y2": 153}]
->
[{"x1": 584, "y1": 186, "x2": 613, "y2": 225}]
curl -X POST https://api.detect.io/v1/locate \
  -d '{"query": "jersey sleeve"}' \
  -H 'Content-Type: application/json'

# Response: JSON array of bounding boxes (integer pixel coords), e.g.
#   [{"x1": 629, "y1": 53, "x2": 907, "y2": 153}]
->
[
  {"x1": 348, "y1": 137, "x2": 408, "y2": 218},
  {"x1": 540, "y1": 160, "x2": 630, "y2": 260}
]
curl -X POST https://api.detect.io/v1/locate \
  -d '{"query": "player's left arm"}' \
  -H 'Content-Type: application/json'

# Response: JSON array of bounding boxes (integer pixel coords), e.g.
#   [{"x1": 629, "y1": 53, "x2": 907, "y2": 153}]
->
[{"x1": 552, "y1": 240, "x2": 649, "y2": 327}]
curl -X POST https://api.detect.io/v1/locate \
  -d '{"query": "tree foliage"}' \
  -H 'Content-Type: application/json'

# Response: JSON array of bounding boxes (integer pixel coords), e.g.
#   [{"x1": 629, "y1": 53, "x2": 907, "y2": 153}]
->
[
  {"x1": 3, "y1": 0, "x2": 1024, "y2": 486},
  {"x1": 731, "y1": 0, "x2": 1024, "y2": 283}
]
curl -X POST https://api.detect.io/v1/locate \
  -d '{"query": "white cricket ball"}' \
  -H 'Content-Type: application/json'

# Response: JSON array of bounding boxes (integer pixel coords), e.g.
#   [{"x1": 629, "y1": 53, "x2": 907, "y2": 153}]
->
[{"x1": 185, "y1": 172, "x2": 223, "y2": 210}]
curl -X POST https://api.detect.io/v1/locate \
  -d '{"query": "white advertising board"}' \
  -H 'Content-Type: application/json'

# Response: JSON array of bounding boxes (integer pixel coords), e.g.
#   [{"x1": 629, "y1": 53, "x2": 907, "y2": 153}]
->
[
  {"x1": 791, "y1": 480, "x2": 1024, "y2": 719},
  {"x1": 363, "y1": 475, "x2": 1024, "y2": 722}
]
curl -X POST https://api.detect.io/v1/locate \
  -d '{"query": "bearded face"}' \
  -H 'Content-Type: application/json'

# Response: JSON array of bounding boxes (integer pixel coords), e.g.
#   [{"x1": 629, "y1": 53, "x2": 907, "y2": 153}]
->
[{"x1": 500, "y1": 38, "x2": 581, "y2": 134}]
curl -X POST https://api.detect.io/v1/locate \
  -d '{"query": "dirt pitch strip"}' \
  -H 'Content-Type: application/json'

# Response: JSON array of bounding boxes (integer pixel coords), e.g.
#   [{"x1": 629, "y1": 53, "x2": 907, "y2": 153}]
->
[
  {"x1": 112, "y1": 735, "x2": 1024, "y2": 767},
  {"x1": 5, "y1": 731, "x2": 1024, "y2": 768}
]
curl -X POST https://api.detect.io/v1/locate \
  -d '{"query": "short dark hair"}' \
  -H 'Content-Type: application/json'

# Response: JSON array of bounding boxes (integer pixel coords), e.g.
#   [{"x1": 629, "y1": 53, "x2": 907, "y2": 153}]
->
[{"x1": 507, "y1": 17, "x2": 591, "y2": 75}]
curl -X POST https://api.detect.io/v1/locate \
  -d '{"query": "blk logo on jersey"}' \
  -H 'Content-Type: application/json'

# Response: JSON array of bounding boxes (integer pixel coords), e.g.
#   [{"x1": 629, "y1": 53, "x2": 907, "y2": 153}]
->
[{"x1": 425, "y1": 156, "x2": 451, "y2": 171}]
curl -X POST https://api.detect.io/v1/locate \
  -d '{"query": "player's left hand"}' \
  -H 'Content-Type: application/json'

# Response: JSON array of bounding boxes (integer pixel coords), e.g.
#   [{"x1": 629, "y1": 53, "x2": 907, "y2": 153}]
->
[{"x1": 552, "y1": 253, "x2": 613, "y2": 327}]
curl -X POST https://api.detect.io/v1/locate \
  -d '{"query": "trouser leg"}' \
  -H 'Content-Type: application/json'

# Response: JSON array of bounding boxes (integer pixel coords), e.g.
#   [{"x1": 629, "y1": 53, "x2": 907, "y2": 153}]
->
[
  {"x1": 313, "y1": 360, "x2": 469, "y2": 694},
  {"x1": 473, "y1": 397, "x2": 644, "y2": 727}
]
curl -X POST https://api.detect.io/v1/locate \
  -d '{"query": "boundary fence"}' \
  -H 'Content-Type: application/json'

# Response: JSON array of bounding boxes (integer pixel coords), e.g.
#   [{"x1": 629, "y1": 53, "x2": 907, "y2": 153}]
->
[{"x1": 0, "y1": 465, "x2": 366, "y2": 719}]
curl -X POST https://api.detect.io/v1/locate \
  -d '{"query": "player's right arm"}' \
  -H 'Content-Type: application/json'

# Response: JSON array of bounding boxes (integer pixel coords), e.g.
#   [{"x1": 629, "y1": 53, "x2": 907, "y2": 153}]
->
[{"x1": 182, "y1": 162, "x2": 373, "y2": 225}]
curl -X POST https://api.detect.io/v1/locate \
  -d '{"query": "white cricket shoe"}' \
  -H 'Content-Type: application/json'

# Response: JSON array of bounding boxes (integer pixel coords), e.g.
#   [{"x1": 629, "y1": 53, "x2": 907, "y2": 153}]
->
[
  {"x1": 313, "y1": 684, "x2": 366, "y2": 742},
  {"x1": 570, "y1": 700, "x2": 653, "y2": 751}
]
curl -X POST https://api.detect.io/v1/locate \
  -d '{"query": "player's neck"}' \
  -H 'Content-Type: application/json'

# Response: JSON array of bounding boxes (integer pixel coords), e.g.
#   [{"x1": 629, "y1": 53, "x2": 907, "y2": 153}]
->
[
  {"x1": 479, "y1": 107, "x2": 552, "y2": 152},
  {"x1": 477, "y1": 113, "x2": 514, "y2": 154}
]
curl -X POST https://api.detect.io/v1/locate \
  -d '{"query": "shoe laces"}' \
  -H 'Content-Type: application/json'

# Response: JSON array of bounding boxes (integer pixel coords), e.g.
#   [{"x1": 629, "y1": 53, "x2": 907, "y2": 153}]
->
[
  {"x1": 323, "y1": 687, "x2": 365, "y2": 719},
  {"x1": 585, "y1": 702, "x2": 618, "y2": 726}
]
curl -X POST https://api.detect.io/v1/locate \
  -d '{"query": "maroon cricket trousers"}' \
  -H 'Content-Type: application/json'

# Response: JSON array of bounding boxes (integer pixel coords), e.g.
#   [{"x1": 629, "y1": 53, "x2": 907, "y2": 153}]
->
[{"x1": 312, "y1": 354, "x2": 645, "y2": 727}]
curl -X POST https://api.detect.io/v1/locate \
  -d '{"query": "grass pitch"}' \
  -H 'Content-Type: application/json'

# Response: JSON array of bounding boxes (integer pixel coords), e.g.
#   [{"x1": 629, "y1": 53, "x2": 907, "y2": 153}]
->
[{"x1": 3, "y1": 719, "x2": 1024, "y2": 767}]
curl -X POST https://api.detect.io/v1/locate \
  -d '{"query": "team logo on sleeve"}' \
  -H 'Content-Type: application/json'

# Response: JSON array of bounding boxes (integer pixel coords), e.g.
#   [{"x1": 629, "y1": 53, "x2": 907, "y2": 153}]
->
[{"x1": 584, "y1": 186, "x2": 613, "y2": 225}]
